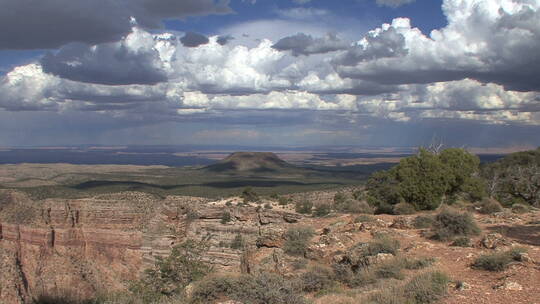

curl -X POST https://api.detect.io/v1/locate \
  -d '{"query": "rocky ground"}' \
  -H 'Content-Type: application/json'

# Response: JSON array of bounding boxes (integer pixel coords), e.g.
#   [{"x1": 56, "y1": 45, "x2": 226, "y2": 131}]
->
[{"x1": 0, "y1": 188, "x2": 539, "y2": 304}]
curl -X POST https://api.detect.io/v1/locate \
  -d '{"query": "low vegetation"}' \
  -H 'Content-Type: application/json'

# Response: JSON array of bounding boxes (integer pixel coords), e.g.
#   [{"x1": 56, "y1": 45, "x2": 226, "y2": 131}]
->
[
  {"x1": 295, "y1": 200, "x2": 314, "y2": 215},
  {"x1": 284, "y1": 226, "x2": 315, "y2": 256},
  {"x1": 450, "y1": 237, "x2": 472, "y2": 247},
  {"x1": 191, "y1": 272, "x2": 306, "y2": 304},
  {"x1": 314, "y1": 203, "x2": 332, "y2": 217},
  {"x1": 477, "y1": 198, "x2": 503, "y2": 214},
  {"x1": 241, "y1": 187, "x2": 259, "y2": 203},
  {"x1": 431, "y1": 208, "x2": 480, "y2": 241},
  {"x1": 412, "y1": 215, "x2": 435, "y2": 229},
  {"x1": 220, "y1": 211, "x2": 232, "y2": 224},
  {"x1": 472, "y1": 247, "x2": 527, "y2": 271}
]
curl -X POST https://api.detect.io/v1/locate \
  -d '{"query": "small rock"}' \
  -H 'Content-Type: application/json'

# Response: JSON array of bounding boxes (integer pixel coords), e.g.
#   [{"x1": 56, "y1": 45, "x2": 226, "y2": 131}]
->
[
  {"x1": 184, "y1": 283, "x2": 195, "y2": 298},
  {"x1": 480, "y1": 233, "x2": 509, "y2": 249},
  {"x1": 390, "y1": 217, "x2": 414, "y2": 229},
  {"x1": 495, "y1": 281, "x2": 523, "y2": 291},
  {"x1": 456, "y1": 281, "x2": 471, "y2": 291},
  {"x1": 517, "y1": 252, "x2": 534, "y2": 263},
  {"x1": 366, "y1": 253, "x2": 394, "y2": 265}
]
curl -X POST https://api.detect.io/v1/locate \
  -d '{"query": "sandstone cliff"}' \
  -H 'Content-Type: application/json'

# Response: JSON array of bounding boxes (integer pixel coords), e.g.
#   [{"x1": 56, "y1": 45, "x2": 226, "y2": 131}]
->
[{"x1": 0, "y1": 190, "x2": 301, "y2": 303}]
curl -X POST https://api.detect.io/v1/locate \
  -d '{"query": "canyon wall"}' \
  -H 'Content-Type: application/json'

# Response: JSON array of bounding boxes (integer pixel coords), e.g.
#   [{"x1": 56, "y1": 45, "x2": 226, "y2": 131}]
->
[{"x1": 0, "y1": 190, "x2": 300, "y2": 304}]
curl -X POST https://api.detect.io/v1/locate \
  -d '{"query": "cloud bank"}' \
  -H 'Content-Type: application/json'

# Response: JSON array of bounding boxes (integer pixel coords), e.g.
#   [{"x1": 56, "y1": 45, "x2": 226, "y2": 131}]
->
[{"x1": 0, "y1": 0, "x2": 539, "y2": 146}]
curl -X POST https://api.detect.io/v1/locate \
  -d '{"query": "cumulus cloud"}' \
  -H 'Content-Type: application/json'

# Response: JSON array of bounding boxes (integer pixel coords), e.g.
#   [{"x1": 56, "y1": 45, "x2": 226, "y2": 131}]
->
[
  {"x1": 335, "y1": 0, "x2": 540, "y2": 92},
  {"x1": 169, "y1": 38, "x2": 292, "y2": 95},
  {"x1": 0, "y1": 0, "x2": 232, "y2": 50},
  {"x1": 273, "y1": 33, "x2": 350, "y2": 56},
  {"x1": 180, "y1": 32, "x2": 210, "y2": 47},
  {"x1": 41, "y1": 28, "x2": 168, "y2": 85},
  {"x1": 181, "y1": 90, "x2": 356, "y2": 111},
  {"x1": 0, "y1": 62, "x2": 172, "y2": 113},
  {"x1": 355, "y1": 79, "x2": 540, "y2": 124},
  {"x1": 335, "y1": 25, "x2": 408, "y2": 65},
  {"x1": 1, "y1": 0, "x2": 539, "y2": 136},
  {"x1": 376, "y1": 0, "x2": 416, "y2": 8}
]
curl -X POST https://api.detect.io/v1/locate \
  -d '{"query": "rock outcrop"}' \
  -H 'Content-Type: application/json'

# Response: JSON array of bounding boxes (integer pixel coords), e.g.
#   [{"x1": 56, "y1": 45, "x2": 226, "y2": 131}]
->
[{"x1": 0, "y1": 190, "x2": 301, "y2": 303}]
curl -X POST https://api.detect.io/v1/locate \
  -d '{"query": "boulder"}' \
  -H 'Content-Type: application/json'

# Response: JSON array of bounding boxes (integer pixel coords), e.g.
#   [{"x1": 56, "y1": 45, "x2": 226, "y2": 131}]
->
[{"x1": 480, "y1": 233, "x2": 509, "y2": 249}]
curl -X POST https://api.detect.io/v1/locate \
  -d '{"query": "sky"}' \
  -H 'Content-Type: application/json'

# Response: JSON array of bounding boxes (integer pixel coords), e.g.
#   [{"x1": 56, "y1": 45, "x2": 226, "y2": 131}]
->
[{"x1": 0, "y1": 0, "x2": 539, "y2": 148}]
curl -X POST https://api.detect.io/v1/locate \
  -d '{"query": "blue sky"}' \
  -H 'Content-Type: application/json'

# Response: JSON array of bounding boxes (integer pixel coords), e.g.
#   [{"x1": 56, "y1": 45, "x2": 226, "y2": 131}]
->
[{"x1": 0, "y1": 0, "x2": 539, "y2": 148}]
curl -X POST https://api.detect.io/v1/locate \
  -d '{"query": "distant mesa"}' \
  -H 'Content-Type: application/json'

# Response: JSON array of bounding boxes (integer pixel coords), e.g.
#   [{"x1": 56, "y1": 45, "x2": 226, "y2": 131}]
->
[{"x1": 203, "y1": 152, "x2": 293, "y2": 173}]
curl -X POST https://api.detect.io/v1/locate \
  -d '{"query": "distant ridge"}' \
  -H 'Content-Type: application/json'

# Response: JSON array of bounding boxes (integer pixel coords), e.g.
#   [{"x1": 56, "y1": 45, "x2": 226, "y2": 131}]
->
[{"x1": 203, "y1": 152, "x2": 293, "y2": 173}]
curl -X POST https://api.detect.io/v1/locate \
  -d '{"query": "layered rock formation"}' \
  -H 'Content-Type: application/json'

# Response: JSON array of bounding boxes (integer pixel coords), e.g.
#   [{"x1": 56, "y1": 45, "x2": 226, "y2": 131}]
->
[{"x1": 0, "y1": 190, "x2": 301, "y2": 304}]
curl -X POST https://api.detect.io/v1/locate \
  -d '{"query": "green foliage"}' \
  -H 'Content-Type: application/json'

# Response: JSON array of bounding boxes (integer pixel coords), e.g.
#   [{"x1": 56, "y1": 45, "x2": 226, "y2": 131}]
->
[
  {"x1": 284, "y1": 226, "x2": 315, "y2": 256},
  {"x1": 439, "y1": 148, "x2": 480, "y2": 194},
  {"x1": 450, "y1": 237, "x2": 472, "y2": 247},
  {"x1": 334, "y1": 192, "x2": 347, "y2": 205},
  {"x1": 295, "y1": 200, "x2": 313, "y2": 215},
  {"x1": 241, "y1": 187, "x2": 259, "y2": 203},
  {"x1": 412, "y1": 215, "x2": 435, "y2": 229},
  {"x1": 482, "y1": 148, "x2": 540, "y2": 207},
  {"x1": 394, "y1": 149, "x2": 450, "y2": 210},
  {"x1": 292, "y1": 258, "x2": 308, "y2": 270},
  {"x1": 336, "y1": 199, "x2": 374, "y2": 214},
  {"x1": 300, "y1": 266, "x2": 335, "y2": 292},
  {"x1": 373, "y1": 259, "x2": 405, "y2": 280},
  {"x1": 350, "y1": 269, "x2": 378, "y2": 287},
  {"x1": 511, "y1": 203, "x2": 530, "y2": 214},
  {"x1": 461, "y1": 177, "x2": 487, "y2": 202},
  {"x1": 431, "y1": 208, "x2": 480, "y2": 241},
  {"x1": 401, "y1": 257, "x2": 436, "y2": 270},
  {"x1": 403, "y1": 271, "x2": 449, "y2": 304},
  {"x1": 134, "y1": 240, "x2": 212, "y2": 300},
  {"x1": 366, "y1": 148, "x2": 486, "y2": 211},
  {"x1": 220, "y1": 211, "x2": 232, "y2": 224},
  {"x1": 477, "y1": 198, "x2": 503, "y2": 214},
  {"x1": 332, "y1": 263, "x2": 355, "y2": 285},
  {"x1": 190, "y1": 275, "x2": 238, "y2": 303},
  {"x1": 363, "y1": 235, "x2": 401, "y2": 256},
  {"x1": 264, "y1": 203, "x2": 273, "y2": 209},
  {"x1": 366, "y1": 170, "x2": 402, "y2": 209},
  {"x1": 392, "y1": 202, "x2": 416, "y2": 215},
  {"x1": 314, "y1": 203, "x2": 331, "y2": 217},
  {"x1": 192, "y1": 272, "x2": 306, "y2": 304},
  {"x1": 278, "y1": 196, "x2": 291, "y2": 206},
  {"x1": 366, "y1": 271, "x2": 449, "y2": 304},
  {"x1": 230, "y1": 234, "x2": 244, "y2": 250},
  {"x1": 354, "y1": 214, "x2": 375, "y2": 223},
  {"x1": 367, "y1": 283, "x2": 407, "y2": 304},
  {"x1": 352, "y1": 189, "x2": 365, "y2": 200},
  {"x1": 375, "y1": 202, "x2": 395, "y2": 215},
  {"x1": 236, "y1": 272, "x2": 306, "y2": 304},
  {"x1": 472, "y1": 248, "x2": 527, "y2": 271}
]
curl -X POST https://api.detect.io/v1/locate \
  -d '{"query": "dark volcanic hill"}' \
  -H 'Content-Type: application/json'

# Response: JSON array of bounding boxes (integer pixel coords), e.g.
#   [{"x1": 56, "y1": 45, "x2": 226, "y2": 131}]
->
[{"x1": 203, "y1": 152, "x2": 294, "y2": 173}]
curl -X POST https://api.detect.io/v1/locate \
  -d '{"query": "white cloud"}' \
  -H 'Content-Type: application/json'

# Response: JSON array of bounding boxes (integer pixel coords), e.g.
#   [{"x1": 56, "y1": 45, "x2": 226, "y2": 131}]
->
[
  {"x1": 1, "y1": 0, "x2": 539, "y2": 131},
  {"x1": 335, "y1": 0, "x2": 540, "y2": 91}
]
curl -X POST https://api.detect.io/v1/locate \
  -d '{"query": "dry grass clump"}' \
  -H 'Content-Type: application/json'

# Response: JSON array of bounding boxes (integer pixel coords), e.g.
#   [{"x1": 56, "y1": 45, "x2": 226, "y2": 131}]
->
[
  {"x1": 472, "y1": 247, "x2": 527, "y2": 271},
  {"x1": 284, "y1": 226, "x2": 316, "y2": 256},
  {"x1": 477, "y1": 198, "x2": 503, "y2": 214},
  {"x1": 431, "y1": 208, "x2": 480, "y2": 241}
]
